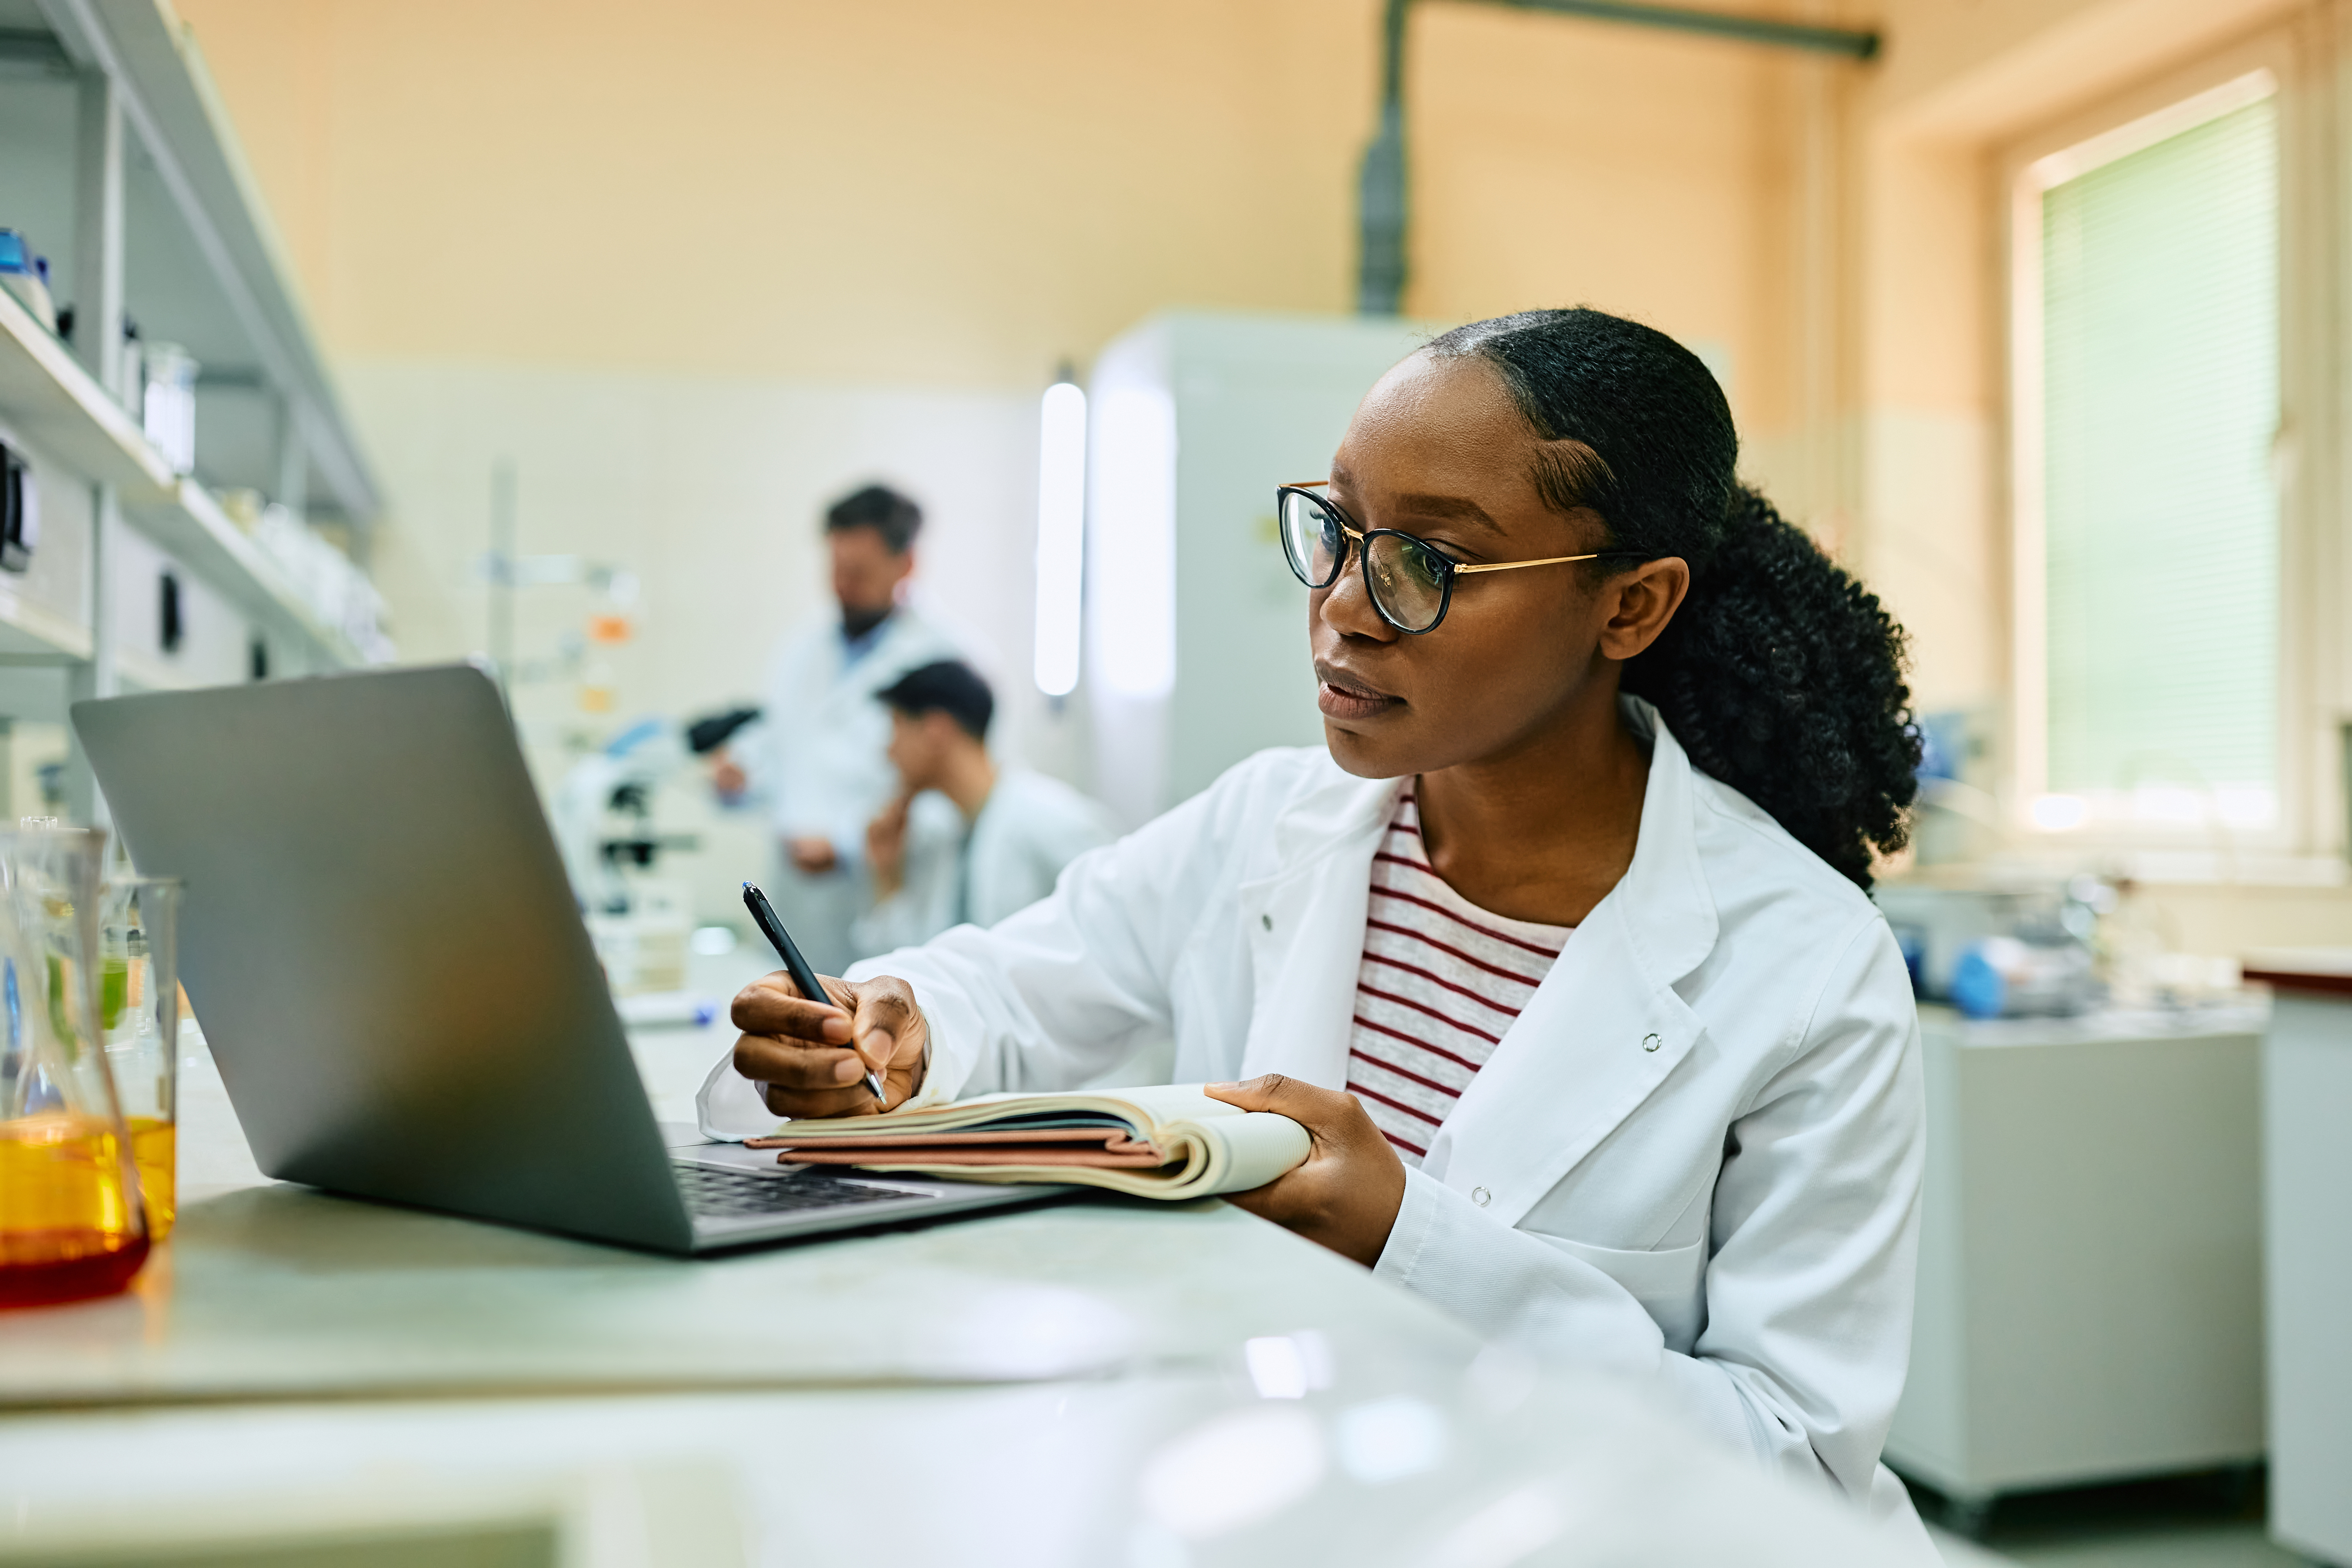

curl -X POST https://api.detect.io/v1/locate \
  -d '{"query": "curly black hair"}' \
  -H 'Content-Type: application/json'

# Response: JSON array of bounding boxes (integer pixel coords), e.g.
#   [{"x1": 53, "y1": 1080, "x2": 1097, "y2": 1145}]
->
[{"x1": 1425, "y1": 308, "x2": 1920, "y2": 888}]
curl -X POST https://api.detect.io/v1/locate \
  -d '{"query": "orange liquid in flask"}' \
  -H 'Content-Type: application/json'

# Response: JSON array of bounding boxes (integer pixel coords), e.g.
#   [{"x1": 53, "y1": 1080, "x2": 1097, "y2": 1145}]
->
[{"x1": 0, "y1": 1111, "x2": 150, "y2": 1307}]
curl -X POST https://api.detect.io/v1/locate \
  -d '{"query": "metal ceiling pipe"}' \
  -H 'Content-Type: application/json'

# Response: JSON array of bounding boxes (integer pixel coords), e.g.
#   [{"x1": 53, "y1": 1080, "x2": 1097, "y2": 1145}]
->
[
  {"x1": 1355, "y1": 0, "x2": 1883, "y2": 316},
  {"x1": 1491, "y1": 0, "x2": 1878, "y2": 60},
  {"x1": 1357, "y1": 0, "x2": 1412, "y2": 315}
]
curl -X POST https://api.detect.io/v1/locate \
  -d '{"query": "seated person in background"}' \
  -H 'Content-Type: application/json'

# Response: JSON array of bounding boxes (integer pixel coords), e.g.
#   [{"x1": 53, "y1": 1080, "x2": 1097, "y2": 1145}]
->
[{"x1": 850, "y1": 660, "x2": 1117, "y2": 956}]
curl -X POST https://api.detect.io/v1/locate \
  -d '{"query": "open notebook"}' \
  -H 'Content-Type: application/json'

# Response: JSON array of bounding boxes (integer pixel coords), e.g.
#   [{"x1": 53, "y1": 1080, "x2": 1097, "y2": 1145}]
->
[{"x1": 746, "y1": 1083, "x2": 1310, "y2": 1200}]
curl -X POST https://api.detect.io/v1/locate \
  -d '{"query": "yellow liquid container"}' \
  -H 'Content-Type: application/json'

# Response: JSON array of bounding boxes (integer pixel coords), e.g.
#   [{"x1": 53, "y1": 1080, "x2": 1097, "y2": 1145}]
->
[
  {"x1": 97, "y1": 878, "x2": 182, "y2": 1247},
  {"x1": 0, "y1": 1111, "x2": 149, "y2": 1308},
  {"x1": 129, "y1": 1116, "x2": 175, "y2": 1240},
  {"x1": 0, "y1": 828, "x2": 153, "y2": 1309}
]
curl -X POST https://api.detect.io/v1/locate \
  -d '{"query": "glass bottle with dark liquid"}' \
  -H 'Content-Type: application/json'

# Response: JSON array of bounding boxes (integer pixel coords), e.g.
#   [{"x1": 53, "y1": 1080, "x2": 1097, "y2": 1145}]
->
[{"x1": 0, "y1": 828, "x2": 150, "y2": 1307}]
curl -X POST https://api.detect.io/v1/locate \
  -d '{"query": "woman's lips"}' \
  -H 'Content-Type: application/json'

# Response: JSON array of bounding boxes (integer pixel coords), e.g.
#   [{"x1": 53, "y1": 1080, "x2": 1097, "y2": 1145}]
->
[{"x1": 1316, "y1": 668, "x2": 1401, "y2": 720}]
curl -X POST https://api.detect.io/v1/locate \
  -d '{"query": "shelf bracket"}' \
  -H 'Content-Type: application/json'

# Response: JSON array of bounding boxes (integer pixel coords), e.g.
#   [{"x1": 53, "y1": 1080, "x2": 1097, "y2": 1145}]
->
[{"x1": 71, "y1": 68, "x2": 122, "y2": 394}]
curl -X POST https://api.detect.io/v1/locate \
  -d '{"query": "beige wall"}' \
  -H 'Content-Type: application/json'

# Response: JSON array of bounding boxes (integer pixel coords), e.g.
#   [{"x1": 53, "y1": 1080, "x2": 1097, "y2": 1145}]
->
[
  {"x1": 177, "y1": 0, "x2": 1372, "y2": 387},
  {"x1": 167, "y1": 0, "x2": 1853, "y2": 735},
  {"x1": 175, "y1": 0, "x2": 1828, "y2": 417}
]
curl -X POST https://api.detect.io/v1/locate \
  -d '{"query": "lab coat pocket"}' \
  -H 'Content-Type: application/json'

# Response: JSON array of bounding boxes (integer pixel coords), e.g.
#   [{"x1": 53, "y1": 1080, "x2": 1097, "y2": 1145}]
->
[{"x1": 1535, "y1": 1234, "x2": 1708, "y2": 1352}]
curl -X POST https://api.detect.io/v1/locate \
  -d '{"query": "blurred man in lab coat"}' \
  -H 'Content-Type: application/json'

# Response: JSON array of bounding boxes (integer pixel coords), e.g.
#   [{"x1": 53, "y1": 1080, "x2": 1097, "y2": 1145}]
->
[
  {"x1": 853, "y1": 660, "x2": 1117, "y2": 955},
  {"x1": 731, "y1": 484, "x2": 961, "y2": 975}
]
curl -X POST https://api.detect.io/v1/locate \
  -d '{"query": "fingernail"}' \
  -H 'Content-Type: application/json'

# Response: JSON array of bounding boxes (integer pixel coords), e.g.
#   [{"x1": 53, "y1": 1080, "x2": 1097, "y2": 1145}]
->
[
  {"x1": 821, "y1": 1014, "x2": 851, "y2": 1042},
  {"x1": 1207, "y1": 1082, "x2": 1238, "y2": 1091},
  {"x1": 833, "y1": 1057, "x2": 863, "y2": 1083}
]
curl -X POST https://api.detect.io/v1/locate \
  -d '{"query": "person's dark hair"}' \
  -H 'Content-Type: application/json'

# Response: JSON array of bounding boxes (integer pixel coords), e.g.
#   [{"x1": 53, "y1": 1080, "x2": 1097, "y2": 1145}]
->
[
  {"x1": 824, "y1": 484, "x2": 923, "y2": 554},
  {"x1": 877, "y1": 660, "x2": 994, "y2": 742},
  {"x1": 1423, "y1": 307, "x2": 1919, "y2": 889}
]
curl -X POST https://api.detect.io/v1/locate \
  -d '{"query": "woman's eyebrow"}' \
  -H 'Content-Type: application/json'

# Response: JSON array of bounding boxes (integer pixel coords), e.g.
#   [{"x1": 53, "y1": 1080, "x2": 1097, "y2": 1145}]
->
[
  {"x1": 1327, "y1": 470, "x2": 1505, "y2": 535},
  {"x1": 1389, "y1": 493, "x2": 1504, "y2": 534}
]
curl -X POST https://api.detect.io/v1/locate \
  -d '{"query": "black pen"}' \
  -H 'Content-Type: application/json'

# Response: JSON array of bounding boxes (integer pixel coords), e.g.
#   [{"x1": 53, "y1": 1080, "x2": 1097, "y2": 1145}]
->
[{"x1": 741, "y1": 880, "x2": 886, "y2": 1103}]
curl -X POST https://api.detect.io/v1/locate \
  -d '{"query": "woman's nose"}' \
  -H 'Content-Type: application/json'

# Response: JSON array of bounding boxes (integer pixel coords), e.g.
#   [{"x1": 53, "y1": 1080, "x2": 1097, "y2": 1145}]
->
[{"x1": 1315, "y1": 551, "x2": 1396, "y2": 642}]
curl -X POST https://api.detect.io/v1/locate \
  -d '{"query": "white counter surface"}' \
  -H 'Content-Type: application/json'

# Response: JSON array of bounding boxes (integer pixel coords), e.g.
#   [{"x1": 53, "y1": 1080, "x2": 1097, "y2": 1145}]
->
[{"x1": 0, "y1": 973, "x2": 1916, "y2": 1566}]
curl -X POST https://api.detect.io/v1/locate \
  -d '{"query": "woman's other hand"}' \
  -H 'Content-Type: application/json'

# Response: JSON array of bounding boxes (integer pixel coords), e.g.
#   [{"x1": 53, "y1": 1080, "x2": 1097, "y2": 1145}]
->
[
  {"x1": 731, "y1": 971, "x2": 929, "y2": 1118},
  {"x1": 1205, "y1": 1076, "x2": 1407, "y2": 1266}
]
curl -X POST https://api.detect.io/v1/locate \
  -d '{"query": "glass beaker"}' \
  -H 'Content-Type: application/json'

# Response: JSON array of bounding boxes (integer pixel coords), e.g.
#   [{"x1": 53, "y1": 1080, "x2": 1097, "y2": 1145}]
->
[
  {"x1": 100, "y1": 878, "x2": 180, "y2": 1240},
  {"x1": 0, "y1": 828, "x2": 149, "y2": 1307}
]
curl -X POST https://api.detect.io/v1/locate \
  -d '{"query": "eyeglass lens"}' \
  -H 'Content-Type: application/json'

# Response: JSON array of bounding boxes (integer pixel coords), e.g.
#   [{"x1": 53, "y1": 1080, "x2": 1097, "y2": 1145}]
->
[
  {"x1": 1278, "y1": 489, "x2": 1452, "y2": 633},
  {"x1": 1279, "y1": 489, "x2": 1345, "y2": 587},
  {"x1": 1363, "y1": 532, "x2": 1449, "y2": 632}
]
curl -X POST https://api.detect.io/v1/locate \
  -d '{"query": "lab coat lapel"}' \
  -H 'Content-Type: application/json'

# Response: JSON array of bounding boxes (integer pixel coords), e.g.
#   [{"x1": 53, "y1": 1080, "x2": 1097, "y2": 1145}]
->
[
  {"x1": 1236, "y1": 770, "x2": 1401, "y2": 1088},
  {"x1": 1422, "y1": 704, "x2": 1720, "y2": 1228}
]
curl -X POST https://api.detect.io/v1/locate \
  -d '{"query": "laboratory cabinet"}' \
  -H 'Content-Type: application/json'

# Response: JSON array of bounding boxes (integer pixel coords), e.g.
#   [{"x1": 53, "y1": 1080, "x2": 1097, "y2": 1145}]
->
[
  {"x1": 1885, "y1": 1007, "x2": 2266, "y2": 1523},
  {"x1": 0, "y1": 423, "x2": 94, "y2": 657},
  {"x1": 1083, "y1": 309, "x2": 1430, "y2": 824},
  {"x1": 2242, "y1": 956, "x2": 2352, "y2": 1568}
]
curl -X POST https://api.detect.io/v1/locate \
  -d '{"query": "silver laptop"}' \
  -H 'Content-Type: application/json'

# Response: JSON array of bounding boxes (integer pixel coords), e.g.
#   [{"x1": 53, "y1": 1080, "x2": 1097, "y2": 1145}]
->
[{"x1": 71, "y1": 662, "x2": 1063, "y2": 1254}]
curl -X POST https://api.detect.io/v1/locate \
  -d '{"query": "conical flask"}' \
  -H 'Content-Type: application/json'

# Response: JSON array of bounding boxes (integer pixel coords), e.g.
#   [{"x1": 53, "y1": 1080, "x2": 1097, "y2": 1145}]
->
[{"x1": 0, "y1": 827, "x2": 149, "y2": 1307}]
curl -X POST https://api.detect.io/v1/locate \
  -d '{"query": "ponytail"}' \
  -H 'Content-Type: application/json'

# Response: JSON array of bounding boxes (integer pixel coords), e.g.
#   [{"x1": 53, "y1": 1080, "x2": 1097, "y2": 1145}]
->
[
  {"x1": 1427, "y1": 308, "x2": 1920, "y2": 887},
  {"x1": 1621, "y1": 487, "x2": 1918, "y2": 887}
]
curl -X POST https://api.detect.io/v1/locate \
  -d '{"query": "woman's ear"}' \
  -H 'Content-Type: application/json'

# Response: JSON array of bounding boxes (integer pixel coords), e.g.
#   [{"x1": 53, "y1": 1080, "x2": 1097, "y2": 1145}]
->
[{"x1": 1597, "y1": 557, "x2": 1691, "y2": 662}]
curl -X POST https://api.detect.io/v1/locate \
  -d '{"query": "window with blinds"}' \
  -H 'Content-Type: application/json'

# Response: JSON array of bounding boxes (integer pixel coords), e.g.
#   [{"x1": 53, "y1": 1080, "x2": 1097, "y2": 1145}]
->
[{"x1": 2035, "y1": 91, "x2": 2280, "y2": 831}]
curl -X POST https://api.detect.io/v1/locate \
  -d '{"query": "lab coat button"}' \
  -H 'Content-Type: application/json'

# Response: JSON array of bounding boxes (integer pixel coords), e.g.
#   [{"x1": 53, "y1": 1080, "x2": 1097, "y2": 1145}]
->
[
  {"x1": 1642, "y1": 1033, "x2": 1661, "y2": 1053},
  {"x1": 1471, "y1": 1186, "x2": 1491, "y2": 1207},
  {"x1": 1260, "y1": 913, "x2": 1272, "y2": 931}
]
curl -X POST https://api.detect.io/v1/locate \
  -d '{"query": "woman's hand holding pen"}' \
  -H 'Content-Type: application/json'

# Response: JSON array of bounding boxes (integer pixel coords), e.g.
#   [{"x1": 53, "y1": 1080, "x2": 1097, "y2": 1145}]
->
[{"x1": 731, "y1": 972, "x2": 929, "y2": 1118}]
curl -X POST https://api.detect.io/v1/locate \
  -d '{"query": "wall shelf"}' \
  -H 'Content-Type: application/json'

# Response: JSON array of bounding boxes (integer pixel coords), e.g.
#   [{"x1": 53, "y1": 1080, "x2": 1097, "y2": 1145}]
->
[
  {"x1": 0, "y1": 284, "x2": 359, "y2": 668},
  {"x1": 0, "y1": 284, "x2": 173, "y2": 500},
  {"x1": 133, "y1": 480, "x2": 362, "y2": 668},
  {"x1": 0, "y1": 577, "x2": 94, "y2": 663},
  {"x1": 0, "y1": 0, "x2": 387, "y2": 801}
]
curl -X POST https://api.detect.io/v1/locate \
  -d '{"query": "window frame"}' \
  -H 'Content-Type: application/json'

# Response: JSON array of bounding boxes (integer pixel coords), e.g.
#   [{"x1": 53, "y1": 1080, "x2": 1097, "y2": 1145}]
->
[{"x1": 1999, "y1": 22, "x2": 2334, "y2": 876}]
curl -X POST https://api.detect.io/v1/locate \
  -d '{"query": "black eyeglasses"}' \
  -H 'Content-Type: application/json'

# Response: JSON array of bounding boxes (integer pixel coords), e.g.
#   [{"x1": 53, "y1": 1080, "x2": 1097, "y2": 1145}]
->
[{"x1": 1276, "y1": 482, "x2": 1632, "y2": 635}]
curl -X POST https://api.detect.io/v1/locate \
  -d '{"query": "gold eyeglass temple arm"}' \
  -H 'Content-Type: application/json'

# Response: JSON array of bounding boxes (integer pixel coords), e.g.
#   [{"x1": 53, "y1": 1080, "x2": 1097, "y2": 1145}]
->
[{"x1": 1454, "y1": 554, "x2": 1602, "y2": 574}]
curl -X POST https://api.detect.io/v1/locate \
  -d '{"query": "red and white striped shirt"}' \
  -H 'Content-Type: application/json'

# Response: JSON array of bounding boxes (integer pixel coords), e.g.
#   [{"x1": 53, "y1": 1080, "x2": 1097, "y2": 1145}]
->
[{"x1": 1346, "y1": 791, "x2": 1572, "y2": 1166}]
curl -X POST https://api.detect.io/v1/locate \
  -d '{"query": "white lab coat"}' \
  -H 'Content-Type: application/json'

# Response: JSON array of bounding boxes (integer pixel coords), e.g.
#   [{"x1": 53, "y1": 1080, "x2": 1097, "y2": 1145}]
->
[
  {"x1": 764, "y1": 608, "x2": 964, "y2": 855},
  {"x1": 701, "y1": 698, "x2": 1925, "y2": 1535},
  {"x1": 848, "y1": 769, "x2": 1120, "y2": 956},
  {"x1": 758, "y1": 608, "x2": 962, "y2": 974}
]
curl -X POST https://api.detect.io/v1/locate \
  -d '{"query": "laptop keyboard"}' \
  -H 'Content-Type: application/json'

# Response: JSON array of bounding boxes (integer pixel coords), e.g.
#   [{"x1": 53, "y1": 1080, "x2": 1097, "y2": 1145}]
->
[{"x1": 671, "y1": 1162, "x2": 917, "y2": 1218}]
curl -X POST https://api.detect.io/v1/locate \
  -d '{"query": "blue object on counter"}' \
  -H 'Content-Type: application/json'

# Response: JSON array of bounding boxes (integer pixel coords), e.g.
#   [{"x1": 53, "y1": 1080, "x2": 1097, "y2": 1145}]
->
[
  {"x1": 1951, "y1": 944, "x2": 2007, "y2": 1020},
  {"x1": 1892, "y1": 924, "x2": 1927, "y2": 996},
  {"x1": 0, "y1": 230, "x2": 28, "y2": 273}
]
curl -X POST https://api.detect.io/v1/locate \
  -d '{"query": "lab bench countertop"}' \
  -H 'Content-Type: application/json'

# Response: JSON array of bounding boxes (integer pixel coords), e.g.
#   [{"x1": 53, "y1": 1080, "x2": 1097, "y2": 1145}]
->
[
  {"x1": 2, "y1": 1000, "x2": 1475, "y2": 1409},
  {"x1": 0, "y1": 982, "x2": 1919, "y2": 1568}
]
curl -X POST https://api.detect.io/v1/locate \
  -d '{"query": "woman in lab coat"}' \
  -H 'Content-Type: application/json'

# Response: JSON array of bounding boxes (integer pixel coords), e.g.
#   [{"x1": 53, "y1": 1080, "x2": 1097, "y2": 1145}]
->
[{"x1": 711, "y1": 309, "x2": 1926, "y2": 1528}]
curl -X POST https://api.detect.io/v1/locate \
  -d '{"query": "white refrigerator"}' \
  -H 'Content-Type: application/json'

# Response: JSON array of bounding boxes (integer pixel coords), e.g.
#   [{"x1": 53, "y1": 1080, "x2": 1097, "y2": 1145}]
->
[{"x1": 1083, "y1": 309, "x2": 1432, "y2": 825}]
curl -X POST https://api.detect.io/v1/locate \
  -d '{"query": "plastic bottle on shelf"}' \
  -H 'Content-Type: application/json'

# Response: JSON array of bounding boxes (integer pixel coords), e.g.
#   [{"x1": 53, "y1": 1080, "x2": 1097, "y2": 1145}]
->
[{"x1": 141, "y1": 341, "x2": 199, "y2": 475}]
